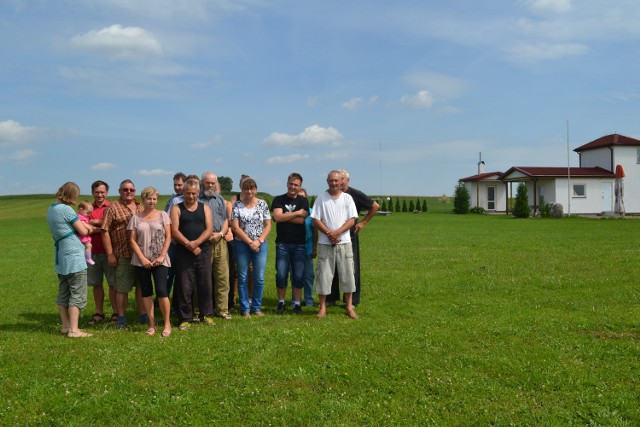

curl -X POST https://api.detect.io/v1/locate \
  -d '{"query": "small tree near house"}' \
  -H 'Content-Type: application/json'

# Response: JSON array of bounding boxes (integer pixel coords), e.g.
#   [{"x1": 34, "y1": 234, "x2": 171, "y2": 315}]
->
[
  {"x1": 453, "y1": 182, "x2": 470, "y2": 214},
  {"x1": 512, "y1": 183, "x2": 531, "y2": 218}
]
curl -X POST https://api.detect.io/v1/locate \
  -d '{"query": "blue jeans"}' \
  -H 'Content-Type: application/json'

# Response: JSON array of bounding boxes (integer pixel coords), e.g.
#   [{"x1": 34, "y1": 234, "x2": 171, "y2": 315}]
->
[
  {"x1": 275, "y1": 243, "x2": 306, "y2": 290},
  {"x1": 290, "y1": 254, "x2": 315, "y2": 306},
  {"x1": 302, "y1": 255, "x2": 314, "y2": 305},
  {"x1": 235, "y1": 240, "x2": 268, "y2": 314}
]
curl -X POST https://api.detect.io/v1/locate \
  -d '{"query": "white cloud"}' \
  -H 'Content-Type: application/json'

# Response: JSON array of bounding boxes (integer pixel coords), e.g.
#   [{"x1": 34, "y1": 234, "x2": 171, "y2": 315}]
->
[
  {"x1": 342, "y1": 97, "x2": 362, "y2": 110},
  {"x1": 369, "y1": 95, "x2": 379, "y2": 106},
  {"x1": 0, "y1": 120, "x2": 42, "y2": 147},
  {"x1": 91, "y1": 162, "x2": 117, "y2": 171},
  {"x1": 137, "y1": 169, "x2": 174, "y2": 176},
  {"x1": 69, "y1": 25, "x2": 163, "y2": 60},
  {"x1": 400, "y1": 90, "x2": 433, "y2": 108},
  {"x1": 525, "y1": 0, "x2": 572, "y2": 15},
  {"x1": 319, "y1": 152, "x2": 349, "y2": 161},
  {"x1": 405, "y1": 72, "x2": 467, "y2": 100},
  {"x1": 266, "y1": 154, "x2": 310, "y2": 165},
  {"x1": 264, "y1": 125, "x2": 344, "y2": 147},
  {"x1": 191, "y1": 135, "x2": 222, "y2": 149},
  {"x1": 505, "y1": 41, "x2": 588, "y2": 64},
  {"x1": 4, "y1": 149, "x2": 37, "y2": 162}
]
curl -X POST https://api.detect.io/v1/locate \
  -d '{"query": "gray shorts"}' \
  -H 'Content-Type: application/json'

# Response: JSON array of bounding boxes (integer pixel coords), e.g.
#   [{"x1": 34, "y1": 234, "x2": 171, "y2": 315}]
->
[
  {"x1": 315, "y1": 244, "x2": 355, "y2": 295},
  {"x1": 56, "y1": 270, "x2": 88, "y2": 309},
  {"x1": 114, "y1": 257, "x2": 136, "y2": 293},
  {"x1": 87, "y1": 253, "x2": 115, "y2": 287}
]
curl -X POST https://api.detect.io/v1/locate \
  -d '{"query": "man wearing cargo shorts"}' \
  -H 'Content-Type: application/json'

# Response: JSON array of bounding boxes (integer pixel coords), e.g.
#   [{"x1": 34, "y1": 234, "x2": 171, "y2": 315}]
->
[
  {"x1": 101, "y1": 179, "x2": 145, "y2": 329},
  {"x1": 311, "y1": 170, "x2": 359, "y2": 319},
  {"x1": 86, "y1": 180, "x2": 117, "y2": 325}
]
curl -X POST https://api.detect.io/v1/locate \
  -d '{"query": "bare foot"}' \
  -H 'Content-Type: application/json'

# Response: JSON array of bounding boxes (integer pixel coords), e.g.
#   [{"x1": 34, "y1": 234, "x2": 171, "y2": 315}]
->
[
  {"x1": 60, "y1": 326, "x2": 70, "y2": 334},
  {"x1": 146, "y1": 327, "x2": 156, "y2": 336},
  {"x1": 317, "y1": 308, "x2": 326, "y2": 318},
  {"x1": 346, "y1": 309, "x2": 358, "y2": 319},
  {"x1": 161, "y1": 328, "x2": 172, "y2": 337},
  {"x1": 67, "y1": 330, "x2": 93, "y2": 338}
]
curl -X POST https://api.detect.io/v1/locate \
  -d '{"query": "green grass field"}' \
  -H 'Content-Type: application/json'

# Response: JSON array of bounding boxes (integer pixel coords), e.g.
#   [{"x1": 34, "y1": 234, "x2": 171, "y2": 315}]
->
[{"x1": 0, "y1": 195, "x2": 638, "y2": 426}]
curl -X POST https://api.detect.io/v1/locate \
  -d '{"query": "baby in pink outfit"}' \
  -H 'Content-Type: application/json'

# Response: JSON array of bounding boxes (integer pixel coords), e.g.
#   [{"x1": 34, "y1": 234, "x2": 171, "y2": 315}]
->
[{"x1": 77, "y1": 201, "x2": 95, "y2": 266}]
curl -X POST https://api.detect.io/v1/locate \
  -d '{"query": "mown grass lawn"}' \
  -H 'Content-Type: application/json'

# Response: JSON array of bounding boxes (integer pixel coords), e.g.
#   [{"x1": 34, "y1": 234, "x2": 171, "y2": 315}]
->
[{"x1": 0, "y1": 195, "x2": 638, "y2": 426}]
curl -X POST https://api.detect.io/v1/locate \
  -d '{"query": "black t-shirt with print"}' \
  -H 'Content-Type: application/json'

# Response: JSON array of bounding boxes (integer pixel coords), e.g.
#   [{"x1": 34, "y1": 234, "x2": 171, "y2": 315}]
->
[{"x1": 271, "y1": 194, "x2": 309, "y2": 245}]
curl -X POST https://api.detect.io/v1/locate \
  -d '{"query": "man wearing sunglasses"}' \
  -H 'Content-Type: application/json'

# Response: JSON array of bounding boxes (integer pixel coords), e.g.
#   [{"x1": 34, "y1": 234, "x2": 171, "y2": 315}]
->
[{"x1": 102, "y1": 179, "x2": 146, "y2": 329}]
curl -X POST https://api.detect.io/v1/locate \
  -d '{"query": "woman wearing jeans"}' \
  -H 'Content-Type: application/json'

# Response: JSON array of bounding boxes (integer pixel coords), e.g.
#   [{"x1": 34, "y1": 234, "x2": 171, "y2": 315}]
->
[{"x1": 231, "y1": 178, "x2": 271, "y2": 318}]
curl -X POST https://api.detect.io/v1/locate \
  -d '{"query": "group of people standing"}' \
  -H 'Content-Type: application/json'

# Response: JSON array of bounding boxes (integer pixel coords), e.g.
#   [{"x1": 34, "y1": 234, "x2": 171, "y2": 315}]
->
[{"x1": 46, "y1": 169, "x2": 378, "y2": 338}]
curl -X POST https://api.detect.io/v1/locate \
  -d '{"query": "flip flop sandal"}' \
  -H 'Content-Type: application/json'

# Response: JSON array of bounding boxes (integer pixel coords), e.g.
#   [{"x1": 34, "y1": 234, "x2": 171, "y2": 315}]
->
[
  {"x1": 161, "y1": 329, "x2": 172, "y2": 337},
  {"x1": 146, "y1": 327, "x2": 156, "y2": 336},
  {"x1": 88, "y1": 313, "x2": 105, "y2": 325}
]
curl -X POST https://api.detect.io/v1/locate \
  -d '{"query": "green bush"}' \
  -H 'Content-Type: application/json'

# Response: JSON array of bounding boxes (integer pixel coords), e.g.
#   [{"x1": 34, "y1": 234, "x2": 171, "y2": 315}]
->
[
  {"x1": 453, "y1": 182, "x2": 470, "y2": 214},
  {"x1": 512, "y1": 183, "x2": 531, "y2": 218},
  {"x1": 470, "y1": 206, "x2": 485, "y2": 214}
]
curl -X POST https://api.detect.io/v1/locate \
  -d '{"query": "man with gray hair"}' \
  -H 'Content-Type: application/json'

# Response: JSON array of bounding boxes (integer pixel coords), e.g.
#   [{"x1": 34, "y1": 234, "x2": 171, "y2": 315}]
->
[
  {"x1": 311, "y1": 170, "x2": 359, "y2": 319},
  {"x1": 326, "y1": 169, "x2": 379, "y2": 306},
  {"x1": 199, "y1": 171, "x2": 232, "y2": 319}
]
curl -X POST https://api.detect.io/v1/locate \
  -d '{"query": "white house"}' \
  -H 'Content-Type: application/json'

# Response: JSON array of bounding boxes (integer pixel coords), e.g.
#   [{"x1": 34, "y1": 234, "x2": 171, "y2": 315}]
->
[{"x1": 459, "y1": 133, "x2": 639, "y2": 215}]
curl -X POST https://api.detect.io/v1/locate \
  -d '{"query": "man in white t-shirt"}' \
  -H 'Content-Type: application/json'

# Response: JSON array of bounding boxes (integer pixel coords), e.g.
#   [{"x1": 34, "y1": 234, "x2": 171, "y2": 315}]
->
[{"x1": 310, "y1": 170, "x2": 359, "y2": 319}]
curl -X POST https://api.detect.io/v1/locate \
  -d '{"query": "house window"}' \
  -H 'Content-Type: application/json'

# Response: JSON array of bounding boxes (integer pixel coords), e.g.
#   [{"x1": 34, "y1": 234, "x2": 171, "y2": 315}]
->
[
  {"x1": 637, "y1": 148, "x2": 640, "y2": 164},
  {"x1": 572, "y1": 184, "x2": 586, "y2": 198}
]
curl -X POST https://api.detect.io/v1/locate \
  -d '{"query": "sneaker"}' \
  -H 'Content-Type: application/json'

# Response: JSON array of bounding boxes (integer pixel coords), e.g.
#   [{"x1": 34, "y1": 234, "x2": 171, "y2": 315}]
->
[
  {"x1": 276, "y1": 302, "x2": 285, "y2": 314},
  {"x1": 242, "y1": 312, "x2": 250, "y2": 319},
  {"x1": 178, "y1": 322, "x2": 190, "y2": 331},
  {"x1": 203, "y1": 316, "x2": 215, "y2": 326},
  {"x1": 253, "y1": 310, "x2": 265, "y2": 317},
  {"x1": 293, "y1": 304, "x2": 302, "y2": 315},
  {"x1": 116, "y1": 317, "x2": 127, "y2": 330},
  {"x1": 139, "y1": 313, "x2": 149, "y2": 325},
  {"x1": 219, "y1": 313, "x2": 232, "y2": 320}
]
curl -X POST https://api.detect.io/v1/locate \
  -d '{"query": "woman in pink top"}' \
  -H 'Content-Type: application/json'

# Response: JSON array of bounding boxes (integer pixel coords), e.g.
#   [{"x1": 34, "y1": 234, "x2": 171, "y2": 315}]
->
[{"x1": 128, "y1": 187, "x2": 172, "y2": 337}]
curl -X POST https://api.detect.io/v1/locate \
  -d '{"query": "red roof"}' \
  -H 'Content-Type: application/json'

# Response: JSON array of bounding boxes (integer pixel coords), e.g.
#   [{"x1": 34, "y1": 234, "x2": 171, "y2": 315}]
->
[
  {"x1": 502, "y1": 166, "x2": 614, "y2": 179},
  {"x1": 459, "y1": 171, "x2": 503, "y2": 182},
  {"x1": 574, "y1": 133, "x2": 640, "y2": 152}
]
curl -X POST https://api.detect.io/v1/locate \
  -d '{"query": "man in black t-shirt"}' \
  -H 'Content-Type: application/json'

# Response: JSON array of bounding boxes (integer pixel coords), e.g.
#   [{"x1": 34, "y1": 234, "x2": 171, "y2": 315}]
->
[
  {"x1": 271, "y1": 172, "x2": 309, "y2": 314},
  {"x1": 326, "y1": 169, "x2": 379, "y2": 306}
]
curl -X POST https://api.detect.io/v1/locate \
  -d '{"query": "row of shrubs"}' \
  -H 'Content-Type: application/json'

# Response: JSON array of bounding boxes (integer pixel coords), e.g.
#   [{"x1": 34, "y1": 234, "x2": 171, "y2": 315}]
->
[{"x1": 379, "y1": 198, "x2": 428, "y2": 213}]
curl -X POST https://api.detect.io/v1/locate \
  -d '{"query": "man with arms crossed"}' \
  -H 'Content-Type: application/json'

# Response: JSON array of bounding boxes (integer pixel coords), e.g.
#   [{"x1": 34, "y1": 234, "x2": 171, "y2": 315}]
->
[
  {"x1": 311, "y1": 170, "x2": 359, "y2": 319},
  {"x1": 272, "y1": 172, "x2": 309, "y2": 315}
]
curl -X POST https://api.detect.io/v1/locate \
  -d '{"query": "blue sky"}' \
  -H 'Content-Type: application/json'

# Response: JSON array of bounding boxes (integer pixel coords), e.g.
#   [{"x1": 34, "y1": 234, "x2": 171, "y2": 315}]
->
[{"x1": 2, "y1": 0, "x2": 640, "y2": 197}]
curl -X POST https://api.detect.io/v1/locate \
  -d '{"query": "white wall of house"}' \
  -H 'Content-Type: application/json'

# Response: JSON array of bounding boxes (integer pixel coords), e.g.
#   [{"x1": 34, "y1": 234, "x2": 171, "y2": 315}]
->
[
  {"x1": 510, "y1": 178, "x2": 616, "y2": 215},
  {"x1": 578, "y1": 145, "x2": 640, "y2": 213},
  {"x1": 612, "y1": 146, "x2": 640, "y2": 213},
  {"x1": 579, "y1": 148, "x2": 612, "y2": 170},
  {"x1": 464, "y1": 180, "x2": 507, "y2": 211},
  {"x1": 553, "y1": 178, "x2": 615, "y2": 214}
]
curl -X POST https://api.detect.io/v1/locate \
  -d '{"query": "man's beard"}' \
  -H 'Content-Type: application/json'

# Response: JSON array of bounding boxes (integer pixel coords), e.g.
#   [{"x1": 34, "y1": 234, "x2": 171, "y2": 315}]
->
[{"x1": 203, "y1": 189, "x2": 216, "y2": 198}]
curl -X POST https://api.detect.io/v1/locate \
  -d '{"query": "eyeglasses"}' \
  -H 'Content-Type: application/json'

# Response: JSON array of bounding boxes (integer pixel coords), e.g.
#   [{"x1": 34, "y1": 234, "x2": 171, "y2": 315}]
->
[{"x1": 121, "y1": 188, "x2": 135, "y2": 192}]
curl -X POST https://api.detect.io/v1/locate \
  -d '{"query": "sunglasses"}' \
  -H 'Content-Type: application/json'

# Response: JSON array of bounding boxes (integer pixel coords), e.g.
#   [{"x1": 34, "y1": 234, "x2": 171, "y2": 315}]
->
[{"x1": 121, "y1": 188, "x2": 135, "y2": 192}]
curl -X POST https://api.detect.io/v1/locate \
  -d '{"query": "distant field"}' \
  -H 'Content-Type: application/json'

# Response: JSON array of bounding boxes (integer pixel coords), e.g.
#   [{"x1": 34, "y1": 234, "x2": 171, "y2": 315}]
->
[{"x1": 0, "y1": 194, "x2": 638, "y2": 425}]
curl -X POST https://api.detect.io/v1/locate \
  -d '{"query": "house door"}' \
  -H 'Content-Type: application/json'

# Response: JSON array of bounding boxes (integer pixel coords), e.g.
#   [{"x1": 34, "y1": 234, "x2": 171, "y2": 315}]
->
[
  {"x1": 487, "y1": 186, "x2": 495, "y2": 210},
  {"x1": 601, "y1": 183, "x2": 612, "y2": 212}
]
